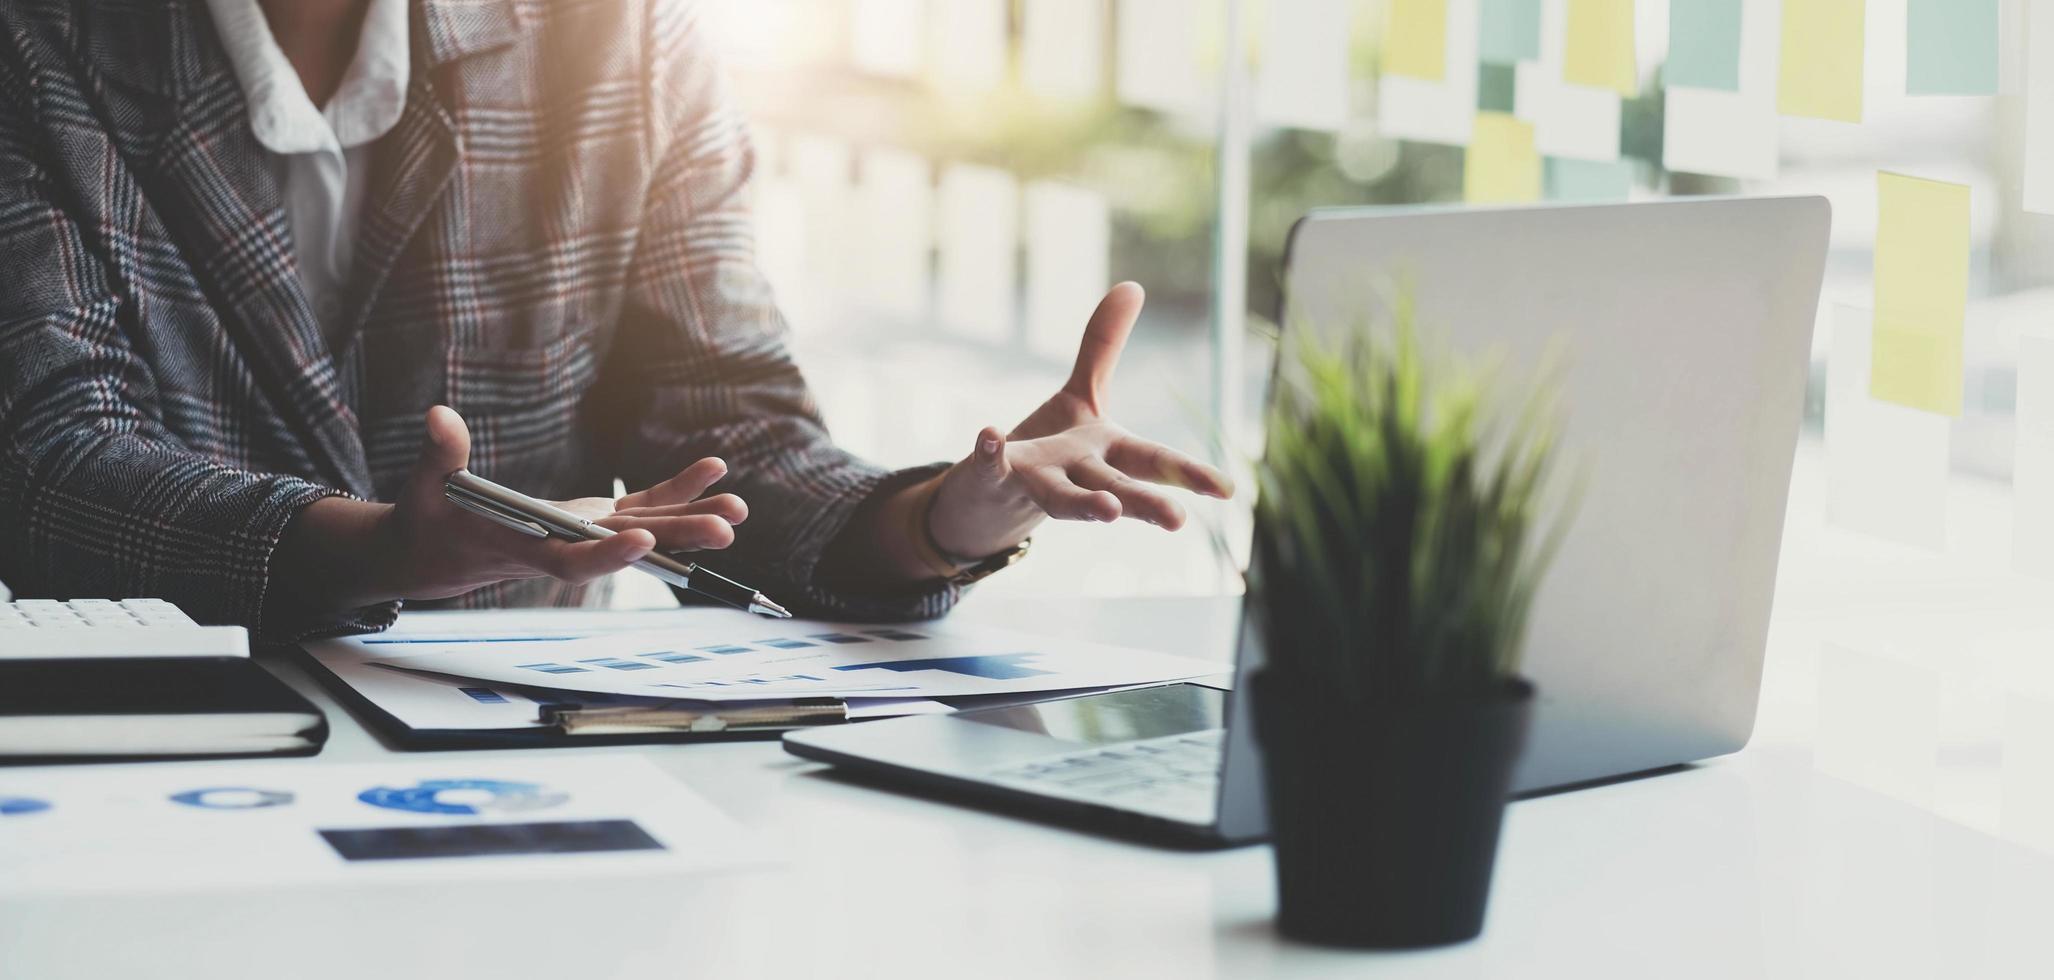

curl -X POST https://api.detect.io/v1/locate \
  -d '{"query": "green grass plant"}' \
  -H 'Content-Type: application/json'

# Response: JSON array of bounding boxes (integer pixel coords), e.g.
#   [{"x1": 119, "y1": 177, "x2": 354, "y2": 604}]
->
[{"x1": 1252, "y1": 295, "x2": 1575, "y2": 701}]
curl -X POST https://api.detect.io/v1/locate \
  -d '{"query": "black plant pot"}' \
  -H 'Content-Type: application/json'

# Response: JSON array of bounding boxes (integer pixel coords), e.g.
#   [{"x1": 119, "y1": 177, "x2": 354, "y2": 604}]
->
[{"x1": 1251, "y1": 669, "x2": 1535, "y2": 949}]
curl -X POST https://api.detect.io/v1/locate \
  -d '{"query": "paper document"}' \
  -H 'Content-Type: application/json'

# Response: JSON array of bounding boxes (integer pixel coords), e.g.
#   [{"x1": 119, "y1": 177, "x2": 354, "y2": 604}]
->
[
  {"x1": 0, "y1": 756, "x2": 771, "y2": 894},
  {"x1": 305, "y1": 610, "x2": 954, "y2": 733},
  {"x1": 372, "y1": 611, "x2": 1228, "y2": 702}
]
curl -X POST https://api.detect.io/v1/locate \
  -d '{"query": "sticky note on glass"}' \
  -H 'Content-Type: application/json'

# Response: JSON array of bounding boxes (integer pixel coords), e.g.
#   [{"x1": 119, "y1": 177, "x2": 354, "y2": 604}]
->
[
  {"x1": 1871, "y1": 172, "x2": 1969, "y2": 417},
  {"x1": 1667, "y1": 0, "x2": 1743, "y2": 91},
  {"x1": 1479, "y1": 0, "x2": 1541, "y2": 65},
  {"x1": 1663, "y1": 0, "x2": 1779, "y2": 180},
  {"x1": 1379, "y1": 0, "x2": 1480, "y2": 145},
  {"x1": 1386, "y1": 0, "x2": 1449, "y2": 80},
  {"x1": 2029, "y1": 1, "x2": 2054, "y2": 213},
  {"x1": 1022, "y1": 0, "x2": 1106, "y2": 100},
  {"x1": 1544, "y1": 156, "x2": 1631, "y2": 200},
  {"x1": 1256, "y1": 0, "x2": 1354, "y2": 130},
  {"x1": 1116, "y1": 0, "x2": 1210, "y2": 115},
  {"x1": 1024, "y1": 180, "x2": 1111, "y2": 360},
  {"x1": 1906, "y1": 0, "x2": 1998, "y2": 96},
  {"x1": 1825, "y1": 306, "x2": 1949, "y2": 551},
  {"x1": 937, "y1": 164, "x2": 1020, "y2": 344},
  {"x1": 1563, "y1": 0, "x2": 1635, "y2": 95},
  {"x1": 1465, "y1": 112, "x2": 1541, "y2": 202},
  {"x1": 932, "y1": 0, "x2": 1009, "y2": 91},
  {"x1": 1777, "y1": 0, "x2": 1865, "y2": 121},
  {"x1": 2015, "y1": 334, "x2": 2054, "y2": 579}
]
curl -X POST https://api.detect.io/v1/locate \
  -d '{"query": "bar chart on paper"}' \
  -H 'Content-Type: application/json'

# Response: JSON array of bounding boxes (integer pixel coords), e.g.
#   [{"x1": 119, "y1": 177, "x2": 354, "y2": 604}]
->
[{"x1": 371, "y1": 616, "x2": 1227, "y2": 702}]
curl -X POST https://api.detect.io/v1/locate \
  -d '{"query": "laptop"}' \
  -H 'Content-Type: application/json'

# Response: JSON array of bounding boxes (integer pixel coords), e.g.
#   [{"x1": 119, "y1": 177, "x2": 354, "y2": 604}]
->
[{"x1": 785, "y1": 197, "x2": 1832, "y2": 847}]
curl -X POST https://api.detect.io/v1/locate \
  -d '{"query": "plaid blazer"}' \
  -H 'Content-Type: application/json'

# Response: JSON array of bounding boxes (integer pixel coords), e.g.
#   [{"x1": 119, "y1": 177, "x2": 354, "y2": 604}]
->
[{"x1": 0, "y1": 0, "x2": 955, "y2": 639}]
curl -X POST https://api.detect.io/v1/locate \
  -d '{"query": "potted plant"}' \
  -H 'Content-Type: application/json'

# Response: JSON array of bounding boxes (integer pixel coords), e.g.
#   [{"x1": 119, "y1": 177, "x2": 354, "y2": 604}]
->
[{"x1": 1249, "y1": 301, "x2": 1573, "y2": 949}]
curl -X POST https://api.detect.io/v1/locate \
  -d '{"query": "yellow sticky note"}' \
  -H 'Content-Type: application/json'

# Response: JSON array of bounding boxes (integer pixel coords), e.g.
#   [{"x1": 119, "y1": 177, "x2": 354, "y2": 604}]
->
[
  {"x1": 1563, "y1": 0, "x2": 1636, "y2": 96},
  {"x1": 1385, "y1": 0, "x2": 1448, "y2": 80},
  {"x1": 1465, "y1": 112, "x2": 1541, "y2": 203},
  {"x1": 1778, "y1": 0, "x2": 1865, "y2": 122},
  {"x1": 1872, "y1": 172, "x2": 1969, "y2": 416}
]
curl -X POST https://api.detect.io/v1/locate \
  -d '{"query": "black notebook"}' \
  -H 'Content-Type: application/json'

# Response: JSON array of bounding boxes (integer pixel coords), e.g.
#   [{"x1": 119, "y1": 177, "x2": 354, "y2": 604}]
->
[{"x1": 0, "y1": 657, "x2": 327, "y2": 763}]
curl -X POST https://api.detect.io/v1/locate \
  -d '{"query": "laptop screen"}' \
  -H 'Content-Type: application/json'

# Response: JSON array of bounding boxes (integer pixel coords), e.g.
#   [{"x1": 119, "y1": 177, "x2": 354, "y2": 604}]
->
[{"x1": 956, "y1": 684, "x2": 1225, "y2": 746}]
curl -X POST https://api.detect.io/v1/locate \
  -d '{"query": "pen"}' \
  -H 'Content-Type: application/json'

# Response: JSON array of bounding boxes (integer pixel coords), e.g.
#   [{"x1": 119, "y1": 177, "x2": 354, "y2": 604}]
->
[
  {"x1": 539, "y1": 698, "x2": 848, "y2": 734},
  {"x1": 443, "y1": 469, "x2": 792, "y2": 618}
]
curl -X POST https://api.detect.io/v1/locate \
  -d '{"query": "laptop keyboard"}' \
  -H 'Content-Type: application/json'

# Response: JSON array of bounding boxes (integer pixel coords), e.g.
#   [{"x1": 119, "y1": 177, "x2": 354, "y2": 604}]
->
[{"x1": 986, "y1": 729, "x2": 1226, "y2": 823}]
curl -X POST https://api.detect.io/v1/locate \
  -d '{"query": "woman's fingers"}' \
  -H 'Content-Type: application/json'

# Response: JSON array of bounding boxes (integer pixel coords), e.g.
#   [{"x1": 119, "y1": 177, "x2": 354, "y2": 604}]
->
[
  {"x1": 1018, "y1": 465, "x2": 1121, "y2": 523},
  {"x1": 617, "y1": 457, "x2": 729, "y2": 510},
  {"x1": 595, "y1": 513, "x2": 738, "y2": 551},
  {"x1": 612, "y1": 493, "x2": 749, "y2": 525},
  {"x1": 1104, "y1": 438, "x2": 1234, "y2": 498},
  {"x1": 1062, "y1": 283, "x2": 1144, "y2": 414},
  {"x1": 531, "y1": 529, "x2": 655, "y2": 585},
  {"x1": 1069, "y1": 458, "x2": 1186, "y2": 530}
]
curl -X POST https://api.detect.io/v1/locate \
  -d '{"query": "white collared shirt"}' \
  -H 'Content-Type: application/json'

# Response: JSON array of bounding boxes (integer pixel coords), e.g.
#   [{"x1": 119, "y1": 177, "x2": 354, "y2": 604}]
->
[{"x1": 205, "y1": 0, "x2": 409, "y2": 335}]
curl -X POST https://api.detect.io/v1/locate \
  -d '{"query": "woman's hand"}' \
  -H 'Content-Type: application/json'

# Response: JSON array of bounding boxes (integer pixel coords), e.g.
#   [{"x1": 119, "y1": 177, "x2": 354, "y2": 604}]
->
[
  {"x1": 923, "y1": 282, "x2": 1234, "y2": 563},
  {"x1": 275, "y1": 406, "x2": 746, "y2": 612}
]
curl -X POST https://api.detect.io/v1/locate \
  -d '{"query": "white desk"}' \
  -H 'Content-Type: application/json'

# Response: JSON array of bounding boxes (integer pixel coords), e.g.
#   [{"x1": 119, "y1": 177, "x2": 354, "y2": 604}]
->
[
  {"x1": 9, "y1": 450, "x2": 2054, "y2": 978},
  {"x1": 1, "y1": 591, "x2": 2051, "y2": 979}
]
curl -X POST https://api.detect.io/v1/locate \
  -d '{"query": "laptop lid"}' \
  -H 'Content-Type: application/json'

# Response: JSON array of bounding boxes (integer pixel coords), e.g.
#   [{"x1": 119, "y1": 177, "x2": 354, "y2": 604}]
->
[{"x1": 1262, "y1": 197, "x2": 1829, "y2": 796}]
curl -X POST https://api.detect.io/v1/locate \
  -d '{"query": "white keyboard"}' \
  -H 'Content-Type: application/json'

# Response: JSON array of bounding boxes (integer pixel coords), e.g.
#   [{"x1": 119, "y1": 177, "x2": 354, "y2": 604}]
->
[
  {"x1": 0, "y1": 599, "x2": 249, "y2": 659},
  {"x1": 986, "y1": 729, "x2": 1227, "y2": 825}
]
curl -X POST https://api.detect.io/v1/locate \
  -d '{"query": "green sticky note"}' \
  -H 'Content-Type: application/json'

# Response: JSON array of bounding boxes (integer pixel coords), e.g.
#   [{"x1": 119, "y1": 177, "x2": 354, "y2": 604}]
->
[
  {"x1": 1478, "y1": 62, "x2": 1517, "y2": 112},
  {"x1": 1667, "y1": 0, "x2": 1742, "y2": 91},
  {"x1": 1545, "y1": 157, "x2": 1633, "y2": 201},
  {"x1": 1479, "y1": 0, "x2": 1541, "y2": 65},
  {"x1": 1906, "y1": 0, "x2": 1998, "y2": 96}
]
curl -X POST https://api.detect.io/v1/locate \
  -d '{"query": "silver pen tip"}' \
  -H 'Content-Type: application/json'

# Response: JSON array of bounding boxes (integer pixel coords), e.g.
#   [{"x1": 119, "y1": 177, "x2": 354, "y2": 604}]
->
[{"x1": 751, "y1": 596, "x2": 793, "y2": 619}]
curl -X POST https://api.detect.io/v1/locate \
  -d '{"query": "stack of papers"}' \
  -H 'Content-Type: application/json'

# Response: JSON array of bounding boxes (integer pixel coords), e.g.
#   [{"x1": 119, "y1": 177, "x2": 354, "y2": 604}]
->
[{"x1": 304, "y1": 609, "x2": 1229, "y2": 736}]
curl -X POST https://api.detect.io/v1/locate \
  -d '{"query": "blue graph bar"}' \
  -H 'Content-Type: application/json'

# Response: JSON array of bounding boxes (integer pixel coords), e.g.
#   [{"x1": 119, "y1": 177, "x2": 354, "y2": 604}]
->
[
  {"x1": 638, "y1": 651, "x2": 709, "y2": 664},
  {"x1": 577, "y1": 657, "x2": 659, "y2": 671},
  {"x1": 862, "y1": 629, "x2": 929, "y2": 642},
  {"x1": 832, "y1": 653, "x2": 1051, "y2": 680},
  {"x1": 757, "y1": 638, "x2": 817, "y2": 649}
]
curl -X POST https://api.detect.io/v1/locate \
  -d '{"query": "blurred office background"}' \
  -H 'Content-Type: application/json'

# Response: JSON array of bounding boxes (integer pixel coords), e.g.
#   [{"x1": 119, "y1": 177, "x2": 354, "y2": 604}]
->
[{"x1": 608, "y1": 0, "x2": 2054, "y2": 609}]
